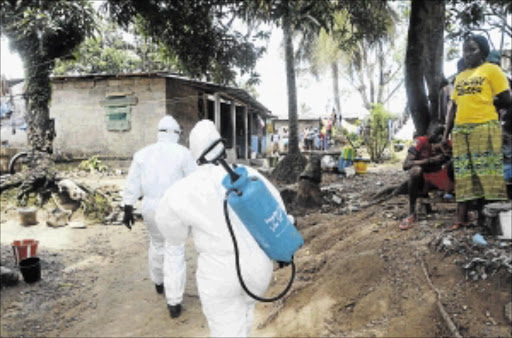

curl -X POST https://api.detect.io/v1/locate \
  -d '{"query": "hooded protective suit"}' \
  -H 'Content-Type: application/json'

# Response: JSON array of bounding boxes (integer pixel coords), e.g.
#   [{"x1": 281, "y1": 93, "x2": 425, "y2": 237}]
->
[
  {"x1": 155, "y1": 120, "x2": 278, "y2": 337},
  {"x1": 123, "y1": 115, "x2": 196, "y2": 306}
]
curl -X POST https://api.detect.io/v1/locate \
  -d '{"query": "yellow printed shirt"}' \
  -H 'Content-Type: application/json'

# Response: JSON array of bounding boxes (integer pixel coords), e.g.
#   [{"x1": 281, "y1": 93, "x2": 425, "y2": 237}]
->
[{"x1": 451, "y1": 63, "x2": 510, "y2": 124}]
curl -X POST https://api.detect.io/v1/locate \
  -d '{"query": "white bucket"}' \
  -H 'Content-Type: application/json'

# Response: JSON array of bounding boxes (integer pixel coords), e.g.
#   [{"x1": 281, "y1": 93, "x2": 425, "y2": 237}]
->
[{"x1": 498, "y1": 210, "x2": 512, "y2": 240}]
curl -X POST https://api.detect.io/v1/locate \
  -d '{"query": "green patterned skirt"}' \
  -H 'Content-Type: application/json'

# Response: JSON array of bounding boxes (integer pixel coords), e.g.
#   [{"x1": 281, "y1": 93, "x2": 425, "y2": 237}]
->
[{"x1": 452, "y1": 120, "x2": 507, "y2": 202}]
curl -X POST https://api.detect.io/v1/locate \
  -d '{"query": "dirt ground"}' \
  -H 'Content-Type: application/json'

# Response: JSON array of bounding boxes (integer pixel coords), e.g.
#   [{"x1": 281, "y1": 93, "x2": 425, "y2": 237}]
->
[{"x1": 1, "y1": 163, "x2": 511, "y2": 337}]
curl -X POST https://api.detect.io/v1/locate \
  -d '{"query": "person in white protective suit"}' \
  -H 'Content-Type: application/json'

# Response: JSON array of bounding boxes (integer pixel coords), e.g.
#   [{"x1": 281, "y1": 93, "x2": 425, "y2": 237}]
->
[
  {"x1": 123, "y1": 115, "x2": 196, "y2": 319},
  {"x1": 156, "y1": 120, "x2": 286, "y2": 337}
]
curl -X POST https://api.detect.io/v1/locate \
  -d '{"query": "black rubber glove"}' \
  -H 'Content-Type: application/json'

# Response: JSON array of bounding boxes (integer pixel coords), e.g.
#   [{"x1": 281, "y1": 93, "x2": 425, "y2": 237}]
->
[{"x1": 123, "y1": 205, "x2": 134, "y2": 230}]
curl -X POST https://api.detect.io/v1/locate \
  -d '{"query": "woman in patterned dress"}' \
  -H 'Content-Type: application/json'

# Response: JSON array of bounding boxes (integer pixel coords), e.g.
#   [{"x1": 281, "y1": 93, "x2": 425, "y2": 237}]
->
[{"x1": 442, "y1": 34, "x2": 511, "y2": 229}]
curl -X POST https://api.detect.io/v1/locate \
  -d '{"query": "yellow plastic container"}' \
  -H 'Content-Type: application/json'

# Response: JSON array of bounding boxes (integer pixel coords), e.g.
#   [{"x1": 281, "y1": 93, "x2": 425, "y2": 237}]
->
[{"x1": 354, "y1": 158, "x2": 370, "y2": 174}]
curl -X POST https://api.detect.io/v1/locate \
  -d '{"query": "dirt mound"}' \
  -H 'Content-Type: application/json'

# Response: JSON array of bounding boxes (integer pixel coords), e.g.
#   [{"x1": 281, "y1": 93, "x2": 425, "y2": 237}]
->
[{"x1": 255, "y1": 167, "x2": 512, "y2": 337}]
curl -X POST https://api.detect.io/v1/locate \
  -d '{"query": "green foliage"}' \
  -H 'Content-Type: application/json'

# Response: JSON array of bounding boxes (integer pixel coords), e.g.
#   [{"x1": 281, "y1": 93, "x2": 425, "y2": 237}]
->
[
  {"x1": 445, "y1": 0, "x2": 511, "y2": 50},
  {"x1": 340, "y1": 127, "x2": 363, "y2": 148},
  {"x1": 296, "y1": 2, "x2": 405, "y2": 110},
  {"x1": 78, "y1": 155, "x2": 108, "y2": 173},
  {"x1": 233, "y1": 0, "x2": 336, "y2": 156},
  {"x1": 347, "y1": 131, "x2": 363, "y2": 148},
  {"x1": 1, "y1": 1, "x2": 95, "y2": 61},
  {"x1": 338, "y1": 4, "x2": 405, "y2": 109},
  {"x1": 105, "y1": 0, "x2": 268, "y2": 84},
  {"x1": 1, "y1": 0, "x2": 95, "y2": 152},
  {"x1": 331, "y1": 1, "x2": 398, "y2": 48},
  {"x1": 363, "y1": 104, "x2": 393, "y2": 162},
  {"x1": 55, "y1": 36, "x2": 140, "y2": 75},
  {"x1": 0, "y1": 187, "x2": 19, "y2": 208},
  {"x1": 81, "y1": 192, "x2": 112, "y2": 221},
  {"x1": 54, "y1": 18, "x2": 182, "y2": 75}
]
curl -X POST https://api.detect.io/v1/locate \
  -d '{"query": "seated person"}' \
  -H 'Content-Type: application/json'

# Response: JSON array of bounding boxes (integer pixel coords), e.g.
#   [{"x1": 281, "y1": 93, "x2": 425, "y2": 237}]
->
[{"x1": 399, "y1": 126, "x2": 455, "y2": 230}]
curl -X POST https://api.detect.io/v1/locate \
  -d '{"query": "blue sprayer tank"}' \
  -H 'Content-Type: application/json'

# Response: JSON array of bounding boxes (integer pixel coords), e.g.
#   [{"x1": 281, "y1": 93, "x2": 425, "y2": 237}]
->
[{"x1": 222, "y1": 166, "x2": 304, "y2": 262}]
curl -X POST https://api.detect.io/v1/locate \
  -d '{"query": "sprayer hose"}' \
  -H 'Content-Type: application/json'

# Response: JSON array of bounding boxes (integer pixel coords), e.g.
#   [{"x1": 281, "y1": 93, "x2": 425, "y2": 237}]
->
[{"x1": 223, "y1": 188, "x2": 296, "y2": 302}]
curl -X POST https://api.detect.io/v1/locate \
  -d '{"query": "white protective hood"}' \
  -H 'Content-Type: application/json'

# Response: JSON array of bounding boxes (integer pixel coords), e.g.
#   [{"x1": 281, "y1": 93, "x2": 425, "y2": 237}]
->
[
  {"x1": 189, "y1": 120, "x2": 225, "y2": 162},
  {"x1": 158, "y1": 115, "x2": 181, "y2": 143}
]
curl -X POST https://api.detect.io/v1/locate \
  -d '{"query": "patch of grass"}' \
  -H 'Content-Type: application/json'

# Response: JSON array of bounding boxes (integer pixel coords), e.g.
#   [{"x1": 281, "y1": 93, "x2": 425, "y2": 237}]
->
[
  {"x1": 0, "y1": 188, "x2": 18, "y2": 207},
  {"x1": 78, "y1": 155, "x2": 108, "y2": 173},
  {"x1": 81, "y1": 191, "x2": 112, "y2": 221},
  {"x1": 1, "y1": 188, "x2": 41, "y2": 208}
]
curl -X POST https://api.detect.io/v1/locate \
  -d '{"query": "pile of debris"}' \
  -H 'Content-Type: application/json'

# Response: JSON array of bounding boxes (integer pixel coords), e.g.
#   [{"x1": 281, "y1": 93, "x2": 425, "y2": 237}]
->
[{"x1": 431, "y1": 231, "x2": 512, "y2": 281}]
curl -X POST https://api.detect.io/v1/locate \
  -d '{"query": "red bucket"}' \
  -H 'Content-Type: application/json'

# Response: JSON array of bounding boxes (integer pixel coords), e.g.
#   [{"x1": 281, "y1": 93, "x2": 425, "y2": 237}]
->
[{"x1": 12, "y1": 239, "x2": 39, "y2": 265}]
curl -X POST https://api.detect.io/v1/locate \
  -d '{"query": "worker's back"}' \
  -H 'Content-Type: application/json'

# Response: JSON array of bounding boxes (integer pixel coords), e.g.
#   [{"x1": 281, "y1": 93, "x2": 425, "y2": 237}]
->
[
  {"x1": 157, "y1": 163, "x2": 274, "y2": 291},
  {"x1": 135, "y1": 140, "x2": 194, "y2": 201}
]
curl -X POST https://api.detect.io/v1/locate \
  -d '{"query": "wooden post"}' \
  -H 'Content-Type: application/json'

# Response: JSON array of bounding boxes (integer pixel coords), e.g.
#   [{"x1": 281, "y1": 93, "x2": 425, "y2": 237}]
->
[
  {"x1": 214, "y1": 93, "x2": 220, "y2": 131},
  {"x1": 202, "y1": 93, "x2": 208, "y2": 120},
  {"x1": 244, "y1": 105, "x2": 249, "y2": 160},
  {"x1": 231, "y1": 100, "x2": 236, "y2": 152}
]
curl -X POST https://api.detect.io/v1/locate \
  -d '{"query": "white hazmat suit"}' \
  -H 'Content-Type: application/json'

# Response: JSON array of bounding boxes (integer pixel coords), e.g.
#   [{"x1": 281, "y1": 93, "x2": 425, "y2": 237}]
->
[
  {"x1": 123, "y1": 115, "x2": 196, "y2": 307},
  {"x1": 156, "y1": 120, "x2": 281, "y2": 337}
]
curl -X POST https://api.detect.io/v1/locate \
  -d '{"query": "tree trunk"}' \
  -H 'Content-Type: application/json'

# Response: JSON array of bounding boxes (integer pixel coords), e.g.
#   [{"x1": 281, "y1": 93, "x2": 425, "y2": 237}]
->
[
  {"x1": 296, "y1": 155, "x2": 322, "y2": 208},
  {"x1": 405, "y1": 0, "x2": 445, "y2": 137},
  {"x1": 283, "y1": 11, "x2": 299, "y2": 156},
  {"x1": 25, "y1": 55, "x2": 55, "y2": 154},
  {"x1": 331, "y1": 61, "x2": 341, "y2": 121},
  {"x1": 3, "y1": 51, "x2": 58, "y2": 204},
  {"x1": 269, "y1": 7, "x2": 307, "y2": 185},
  {"x1": 377, "y1": 41, "x2": 385, "y2": 104},
  {"x1": 423, "y1": 0, "x2": 445, "y2": 127},
  {"x1": 405, "y1": 0, "x2": 430, "y2": 137},
  {"x1": 356, "y1": 43, "x2": 372, "y2": 110}
]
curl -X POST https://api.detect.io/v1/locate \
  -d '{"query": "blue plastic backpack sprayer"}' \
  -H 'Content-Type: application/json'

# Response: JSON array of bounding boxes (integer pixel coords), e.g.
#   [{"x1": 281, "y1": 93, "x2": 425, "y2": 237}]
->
[{"x1": 197, "y1": 139, "x2": 304, "y2": 302}]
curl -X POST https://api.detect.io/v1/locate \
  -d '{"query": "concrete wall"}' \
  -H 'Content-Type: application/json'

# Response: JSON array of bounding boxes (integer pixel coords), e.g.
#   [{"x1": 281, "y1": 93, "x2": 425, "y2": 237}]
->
[
  {"x1": 50, "y1": 77, "x2": 167, "y2": 158},
  {"x1": 165, "y1": 79, "x2": 200, "y2": 147}
]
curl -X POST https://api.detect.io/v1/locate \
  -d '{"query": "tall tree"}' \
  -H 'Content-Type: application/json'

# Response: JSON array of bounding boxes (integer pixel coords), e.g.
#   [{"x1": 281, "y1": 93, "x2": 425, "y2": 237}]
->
[
  {"x1": 282, "y1": 5, "x2": 300, "y2": 156},
  {"x1": 232, "y1": 0, "x2": 335, "y2": 182},
  {"x1": 296, "y1": 18, "x2": 344, "y2": 120},
  {"x1": 0, "y1": 0, "x2": 95, "y2": 203},
  {"x1": 405, "y1": 0, "x2": 445, "y2": 136},
  {"x1": 297, "y1": 2, "x2": 401, "y2": 116},
  {"x1": 335, "y1": 4, "x2": 402, "y2": 111},
  {"x1": 1, "y1": 0, "x2": 95, "y2": 153},
  {"x1": 234, "y1": 0, "x2": 395, "y2": 181}
]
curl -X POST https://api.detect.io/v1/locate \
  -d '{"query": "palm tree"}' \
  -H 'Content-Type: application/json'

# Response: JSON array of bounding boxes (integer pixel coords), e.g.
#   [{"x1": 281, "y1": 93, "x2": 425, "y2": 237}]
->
[
  {"x1": 297, "y1": 19, "x2": 344, "y2": 122},
  {"x1": 231, "y1": 0, "x2": 334, "y2": 182},
  {"x1": 299, "y1": 5, "x2": 402, "y2": 117}
]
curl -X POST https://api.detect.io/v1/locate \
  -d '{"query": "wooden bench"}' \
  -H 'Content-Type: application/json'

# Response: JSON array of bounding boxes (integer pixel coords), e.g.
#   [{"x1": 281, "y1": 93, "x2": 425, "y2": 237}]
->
[{"x1": 417, "y1": 191, "x2": 456, "y2": 214}]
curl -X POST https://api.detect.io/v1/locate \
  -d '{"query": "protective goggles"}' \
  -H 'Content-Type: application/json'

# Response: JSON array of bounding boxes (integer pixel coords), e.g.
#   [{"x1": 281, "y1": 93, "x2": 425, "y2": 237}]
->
[{"x1": 159, "y1": 129, "x2": 182, "y2": 136}]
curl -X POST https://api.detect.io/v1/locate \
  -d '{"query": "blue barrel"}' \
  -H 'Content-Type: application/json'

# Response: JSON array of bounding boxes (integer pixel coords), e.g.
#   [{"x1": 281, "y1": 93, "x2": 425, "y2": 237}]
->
[{"x1": 222, "y1": 167, "x2": 304, "y2": 262}]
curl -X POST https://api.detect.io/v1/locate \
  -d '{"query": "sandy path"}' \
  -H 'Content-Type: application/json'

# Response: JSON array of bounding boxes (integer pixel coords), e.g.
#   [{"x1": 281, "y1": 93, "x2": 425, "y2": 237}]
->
[{"x1": 1, "y1": 210, "x2": 278, "y2": 337}]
